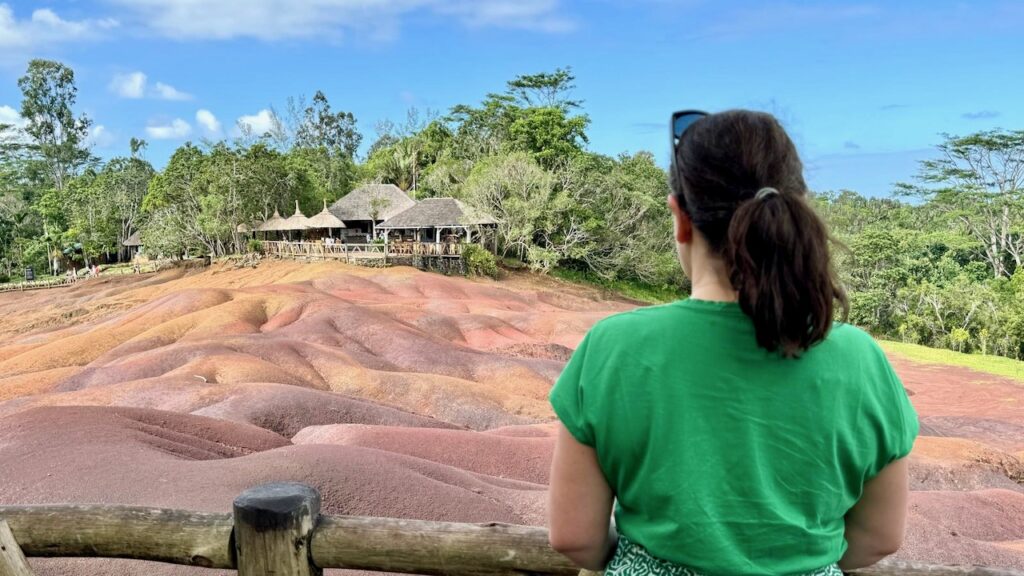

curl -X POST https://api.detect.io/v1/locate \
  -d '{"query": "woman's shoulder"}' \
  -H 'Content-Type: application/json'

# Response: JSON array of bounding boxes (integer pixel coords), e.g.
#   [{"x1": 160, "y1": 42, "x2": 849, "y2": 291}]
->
[
  {"x1": 823, "y1": 322, "x2": 886, "y2": 354},
  {"x1": 577, "y1": 302, "x2": 695, "y2": 358},
  {"x1": 814, "y1": 323, "x2": 895, "y2": 376},
  {"x1": 589, "y1": 301, "x2": 684, "y2": 335}
]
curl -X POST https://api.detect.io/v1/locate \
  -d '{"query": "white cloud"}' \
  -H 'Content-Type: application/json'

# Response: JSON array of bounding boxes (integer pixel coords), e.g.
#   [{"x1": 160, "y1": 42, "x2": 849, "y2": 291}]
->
[
  {"x1": 0, "y1": 105, "x2": 30, "y2": 144},
  {"x1": 0, "y1": 3, "x2": 118, "y2": 49},
  {"x1": 0, "y1": 104, "x2": 25, "y2": 128},
  {"x1": 106, "y1": 0, "x2": 573, "y2": 40},
  {"x1": 154, "y1": 82, "x2": 193, "y2": 101},
  {"x1": 110, "y1": 72, "x2": 147, "y2": 99},
  {"x1": 145, "y1": 118, "x2": 192, "y2": 140},
  {"x1": 195, "y1": 109, "x2": 221, "y2": 135},
  {"x1": 236, "y1": 109, "x2": 276, "y2": 136},
  {"x1": 439, "y1": 0, "x2": 573, "y2": 32},
  {"x1": 88, "y1": 124, "x2": 117, "y2": 148},
  {"x1": 109, "y1": 72, "x2": 194, "y2": 101}
]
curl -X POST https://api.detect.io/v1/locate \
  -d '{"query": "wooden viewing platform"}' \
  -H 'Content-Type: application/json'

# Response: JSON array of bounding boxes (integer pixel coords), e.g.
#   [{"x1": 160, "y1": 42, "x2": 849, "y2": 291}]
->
[{"x1": 0, "y1": 483, "x2": 1021, "y2": 576}]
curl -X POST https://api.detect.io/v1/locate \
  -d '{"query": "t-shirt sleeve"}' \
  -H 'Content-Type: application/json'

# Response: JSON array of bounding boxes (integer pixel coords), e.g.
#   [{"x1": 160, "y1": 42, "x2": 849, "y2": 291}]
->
[
  {"x1": 869, "y1": 353, "x2": 920, "y2": 477},
  {"x1": 549, "y1": 330, "x2": 596, "y2": 446}
]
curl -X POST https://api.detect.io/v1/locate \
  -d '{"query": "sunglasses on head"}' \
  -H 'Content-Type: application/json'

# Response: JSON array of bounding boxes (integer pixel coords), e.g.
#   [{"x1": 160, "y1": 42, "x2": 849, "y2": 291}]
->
[{"x1": 671, "y1": 109, "x2": 709, "y2": 150}]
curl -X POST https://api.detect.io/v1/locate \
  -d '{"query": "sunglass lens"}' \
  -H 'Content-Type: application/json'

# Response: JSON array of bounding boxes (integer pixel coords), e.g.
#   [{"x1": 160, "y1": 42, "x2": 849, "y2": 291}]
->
[{"x1": 673, "y1": 113, "x2": 704, "y2": 140}]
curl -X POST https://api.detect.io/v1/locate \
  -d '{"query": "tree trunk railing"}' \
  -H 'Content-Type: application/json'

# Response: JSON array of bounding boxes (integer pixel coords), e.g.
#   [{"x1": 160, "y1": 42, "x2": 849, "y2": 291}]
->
[{"x1": 0, "y1": 483, "x2": 1021, "y2": 576}]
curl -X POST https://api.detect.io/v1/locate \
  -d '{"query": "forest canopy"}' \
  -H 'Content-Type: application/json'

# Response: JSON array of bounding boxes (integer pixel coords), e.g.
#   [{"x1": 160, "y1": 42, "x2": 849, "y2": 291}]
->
[{"x1": 1, "y1": 60, "x2": 1022, "y2": 359}]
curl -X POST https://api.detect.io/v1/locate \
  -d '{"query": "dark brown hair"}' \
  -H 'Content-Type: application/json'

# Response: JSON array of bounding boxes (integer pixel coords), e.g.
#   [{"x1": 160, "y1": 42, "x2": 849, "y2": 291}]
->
[{"x1": 672, "y1": 110, "x2": 848, "y2": 357}]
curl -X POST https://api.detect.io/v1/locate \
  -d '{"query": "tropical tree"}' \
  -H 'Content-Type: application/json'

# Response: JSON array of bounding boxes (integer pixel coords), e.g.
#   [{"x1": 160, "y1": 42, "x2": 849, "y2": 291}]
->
[
  {"x1": 897, "y1": 130, "x2": 1024, "y2": 278},
  {"x1": 17, "y1": 59, "x2": 93, "y2": 193}
]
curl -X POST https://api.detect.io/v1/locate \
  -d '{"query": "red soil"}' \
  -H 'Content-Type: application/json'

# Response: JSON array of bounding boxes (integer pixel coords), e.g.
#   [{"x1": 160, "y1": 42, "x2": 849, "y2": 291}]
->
[{"x1": 0, "y1": 260, "x2": 1021, "y2": 574}]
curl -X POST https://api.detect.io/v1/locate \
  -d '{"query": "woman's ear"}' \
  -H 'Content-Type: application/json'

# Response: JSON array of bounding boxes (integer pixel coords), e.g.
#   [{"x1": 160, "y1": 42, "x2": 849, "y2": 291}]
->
[{"x1": 667, "y1": 194, "x2": 692, "y2": 244}]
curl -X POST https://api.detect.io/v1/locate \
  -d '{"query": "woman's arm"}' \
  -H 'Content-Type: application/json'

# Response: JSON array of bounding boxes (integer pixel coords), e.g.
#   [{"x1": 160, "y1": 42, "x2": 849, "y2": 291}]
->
[
  {"x1": 548, "y1": 423, "x2": 617, "y2": 570},
  {"x1": 839, "y1": 457, "x2": 910, "y2": 571}
]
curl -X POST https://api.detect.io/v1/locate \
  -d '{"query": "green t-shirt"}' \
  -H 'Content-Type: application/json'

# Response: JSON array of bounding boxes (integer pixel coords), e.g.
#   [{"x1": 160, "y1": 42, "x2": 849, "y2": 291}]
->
[{"x1": 549, "y1": 299, "x2": 918, "y2": 576}]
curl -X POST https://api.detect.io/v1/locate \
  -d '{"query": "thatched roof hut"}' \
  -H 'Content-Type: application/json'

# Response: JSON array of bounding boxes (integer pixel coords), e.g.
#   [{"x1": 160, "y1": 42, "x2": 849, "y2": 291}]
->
[
  {"x1": 280, "y1": 201, "x2": 310, "y2": 231},
  {"x1": 123, "y1": 231, "x2": 143, "y2": 247},
  {"x1": 306, "y1": 200, "x2": 346, "y2": 229},
  {"x1": 378, "y1": 198, "x2": 498, "y2": 230},
  {"x1": 256, "y1": 209, "x2": 286, "y2": 232},
  {"x1": 328, "y1": 184, "x2": 415, "y2": 223}
]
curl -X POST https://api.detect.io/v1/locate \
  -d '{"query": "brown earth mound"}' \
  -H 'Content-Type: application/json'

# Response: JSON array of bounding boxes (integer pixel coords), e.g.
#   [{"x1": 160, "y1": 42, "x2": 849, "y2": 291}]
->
[
  {"x1": 292, "y1": 423, "x2": 554, "y2": 484},
  {"x1": 0, "y1": 263, "x2": 619, "y2": 429},
  {"x1": 910, "y1": 436, "x2": 1024, "y2": 493},
  {"x1": 1, "y1": 260, "x2": 1023, "y2": 574},
  {"x1": 904, "y1": 489, "x2": 1024, "y2": 568}
]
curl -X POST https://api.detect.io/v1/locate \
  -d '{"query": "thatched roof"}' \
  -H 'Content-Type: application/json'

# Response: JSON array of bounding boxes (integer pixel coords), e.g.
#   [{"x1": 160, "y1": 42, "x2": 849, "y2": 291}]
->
[
  {"x1": 236, "y1": 223, "x2": 252, "y2": 233},
  {"x1": 328, "y1": 184, "x2": 415, "y2": 222},
  {"x1": 378, "y1": 198, "x2": 498, "y2": 229},
  {"x1": 256, "y1": 209, "x2": 286, "y2": 232},
  {"x1": 306, "y1": 199, "x2": 346, "y2": 229},
  {"x1": 123, "y1": 231, "x2": 143, "y2": 247},
  {"x1": 279, "y1": 201, "x2": 310, "y2": 231}
]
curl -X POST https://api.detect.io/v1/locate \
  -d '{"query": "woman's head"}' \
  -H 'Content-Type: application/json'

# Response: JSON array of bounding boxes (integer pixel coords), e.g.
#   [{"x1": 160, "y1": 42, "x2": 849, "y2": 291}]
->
[{"x1": 670, "y1": 109, "x2": 848, "y2": 357}]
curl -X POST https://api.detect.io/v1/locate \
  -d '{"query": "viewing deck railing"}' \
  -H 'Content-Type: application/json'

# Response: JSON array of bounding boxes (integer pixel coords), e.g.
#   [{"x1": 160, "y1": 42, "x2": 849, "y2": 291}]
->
[
  {"x1": 261, "y1": 241, "x2": 463, "y2": 262},
  {"x1": 0, "y1": 483, "x2": 1021, "y2": 576}
]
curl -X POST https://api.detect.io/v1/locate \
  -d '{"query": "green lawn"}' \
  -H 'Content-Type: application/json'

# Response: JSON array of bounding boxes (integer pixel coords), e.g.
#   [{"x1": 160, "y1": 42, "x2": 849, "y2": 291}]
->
[{"x1": 880, "y1": 340, "x2": 1024, "y2": 384}]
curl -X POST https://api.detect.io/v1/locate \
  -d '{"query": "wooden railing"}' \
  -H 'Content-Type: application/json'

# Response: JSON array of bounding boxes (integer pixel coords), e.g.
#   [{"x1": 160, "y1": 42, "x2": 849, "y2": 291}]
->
[
  {"x1": 0, "y1": 483, "x2": 1021, "y2": 576},
  {"x1": 261, "y1": 241, "x2": 463, "y2": 262},
  {"x1": 0, "y1": 277, "x2": 73, "y2": 293},
  {"x1": 0, "y1": 263, "x2": 160, "y2": 294}
]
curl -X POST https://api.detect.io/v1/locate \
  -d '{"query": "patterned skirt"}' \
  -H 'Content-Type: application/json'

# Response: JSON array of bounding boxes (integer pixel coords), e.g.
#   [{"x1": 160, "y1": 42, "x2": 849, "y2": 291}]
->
[{"x1": 604, "y1": 535, "x2": 843, "y2": 576}]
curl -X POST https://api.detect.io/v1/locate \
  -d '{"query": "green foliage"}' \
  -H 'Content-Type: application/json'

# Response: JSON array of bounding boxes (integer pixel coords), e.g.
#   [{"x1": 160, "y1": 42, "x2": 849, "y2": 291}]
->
[
  {"x1": 247, "y1": 238, "x2": 263, "y2": 254},
  {"x1": 819, "y1": 188, "x2": 1023, "y2": 359},
  {"x1": 463, "y1": 243, "x2": 497, "y2": 278},
  {"x1": 551, "y1": 267, "x2": 686, "y2": 304},
  {"x1": 895, "y1": 129, "x2": 1024, "y2": 278},
  {"x1": 17, "y1": 59, "x2": 94, "y2": 192},
  {"x1": 446, "y1": 69, "x2": 589, "y2": 168},
  {"x1": 294, "y1": 91, "x2": 362, "y2": 159},
  {"x1": 1, "y1": 61, "x2": 1022, "y2": 362}
]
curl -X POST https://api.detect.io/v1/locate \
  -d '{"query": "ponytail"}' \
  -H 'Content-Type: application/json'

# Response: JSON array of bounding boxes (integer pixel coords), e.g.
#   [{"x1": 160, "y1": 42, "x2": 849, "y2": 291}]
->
[
  {"x1": 725, "y1": 189, "x2": 848, "y2": 357},
  {"x1": 674, "y1": 110, "x2": 848, "y2": 356}
]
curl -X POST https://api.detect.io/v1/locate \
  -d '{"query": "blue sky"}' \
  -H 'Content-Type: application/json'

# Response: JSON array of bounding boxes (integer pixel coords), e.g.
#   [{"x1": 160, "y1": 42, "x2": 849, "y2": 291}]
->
[{"x1": 1, "y1": 0, "x2": 1021, "y2": 197}]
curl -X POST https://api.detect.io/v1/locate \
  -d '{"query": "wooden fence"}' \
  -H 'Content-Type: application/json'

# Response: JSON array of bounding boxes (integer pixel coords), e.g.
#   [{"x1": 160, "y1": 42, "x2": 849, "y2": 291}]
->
[
  {"x1": 0, "y1": 263, "x2": 161, "y2": 294},
  {"x1": 261, "y1": 241, "x2": 463, "y2": 264},
  {"x1": 0, "y1": 277, "x2": 73, "y2": 293},
  {"x1": 0, "y1": 483, "x2": 1021, "y2": 576}
]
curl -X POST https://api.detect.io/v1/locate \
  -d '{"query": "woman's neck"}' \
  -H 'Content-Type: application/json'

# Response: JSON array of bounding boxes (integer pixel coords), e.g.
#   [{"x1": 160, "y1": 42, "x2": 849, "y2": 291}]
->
[
  {"x1": 690, "y1": 278, "x2": 738, "y2": 302},
  {"x1": 688, "y1": 251, "x2": 738, "y2": 303}
]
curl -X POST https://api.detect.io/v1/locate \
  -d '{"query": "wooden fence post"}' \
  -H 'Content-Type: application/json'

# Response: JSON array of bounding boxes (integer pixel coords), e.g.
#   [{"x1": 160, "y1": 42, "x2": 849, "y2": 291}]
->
[
  {"x1": 0, "y1": 518, "x2": 35, "y2": 575},
  {"x1": 233, "y1": 483, "x2": 321, "y2": 576}
]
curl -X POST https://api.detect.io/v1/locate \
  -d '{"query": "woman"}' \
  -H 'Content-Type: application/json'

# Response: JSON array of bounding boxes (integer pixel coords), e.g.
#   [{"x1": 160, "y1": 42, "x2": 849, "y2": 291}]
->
[{"x1": 548, "y1": 110, "x2": 918, "y2": 576}]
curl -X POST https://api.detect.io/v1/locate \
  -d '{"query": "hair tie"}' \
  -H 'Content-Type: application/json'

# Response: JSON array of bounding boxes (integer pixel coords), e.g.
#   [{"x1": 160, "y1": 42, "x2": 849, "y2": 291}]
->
[{"x1": 755, "y1": 187, "x2": 780, "y2": 200}]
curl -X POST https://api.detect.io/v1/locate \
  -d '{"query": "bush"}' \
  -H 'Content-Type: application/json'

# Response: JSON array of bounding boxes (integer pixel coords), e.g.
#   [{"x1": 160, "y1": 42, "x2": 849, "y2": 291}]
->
[
  {"x1": 247, "y1": 239, "x2": 263, "y2": 254},
  {"x1": 463, "y1": 243, "x2": 498, "y2": 278}
]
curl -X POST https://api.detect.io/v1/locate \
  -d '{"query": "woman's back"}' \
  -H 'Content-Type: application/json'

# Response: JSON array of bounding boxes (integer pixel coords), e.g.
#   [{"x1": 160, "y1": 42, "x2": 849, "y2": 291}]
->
[
  {"x1": 547, "y1": 110, "x2": 917, "y2": 576},
  {"x1": 550, "y1": 299, "x2": 917, "y2": 575}
]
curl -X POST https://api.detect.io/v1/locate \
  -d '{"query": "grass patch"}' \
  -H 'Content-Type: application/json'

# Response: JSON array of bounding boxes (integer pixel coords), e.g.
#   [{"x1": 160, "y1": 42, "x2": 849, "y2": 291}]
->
[
  {"x1": 880, "y1": 340, "x2": 1024, "y2": 384},
  {"x1": 551, "y1": 268, "x2": 685, "y2": 304}
]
